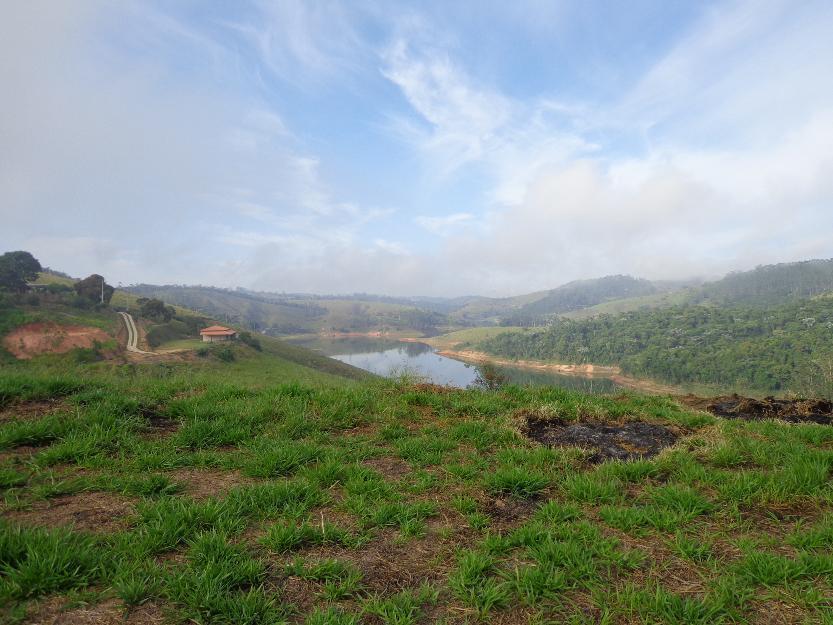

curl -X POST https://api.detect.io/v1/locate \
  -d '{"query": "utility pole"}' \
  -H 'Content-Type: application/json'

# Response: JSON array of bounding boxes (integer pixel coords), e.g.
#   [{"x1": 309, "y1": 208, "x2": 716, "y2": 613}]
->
[{"x1": 101, "y1": 276, "x2": 105, "y2": 305}]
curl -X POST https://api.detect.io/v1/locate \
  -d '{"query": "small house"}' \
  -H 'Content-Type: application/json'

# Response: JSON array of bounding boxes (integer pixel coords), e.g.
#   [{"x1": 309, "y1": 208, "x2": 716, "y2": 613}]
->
[{"x1": 199, "y1": 325, "x2": 238, "y2": 343}]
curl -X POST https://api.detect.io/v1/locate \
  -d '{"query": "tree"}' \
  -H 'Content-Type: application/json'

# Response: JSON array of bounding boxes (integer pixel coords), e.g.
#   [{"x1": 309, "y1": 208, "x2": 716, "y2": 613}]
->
[
  {"x1": 137, "y1": 297, "x2": 174, "y2": 322},
  {"x1": 0, "y1": 251, "x2": 42, "y2": 292},
  {"x1": 74, "y1": 274, "x2": 115, "y2": 305},
  {"x1": 470, "y1": 362, "x2": 508, "y2": 390}
]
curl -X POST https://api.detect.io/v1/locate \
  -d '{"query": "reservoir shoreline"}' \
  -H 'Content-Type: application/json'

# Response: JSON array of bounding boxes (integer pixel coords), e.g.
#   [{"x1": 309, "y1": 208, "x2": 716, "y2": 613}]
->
[{"x1": 401, "y1": 339, "x2": 678, "y2": 395}]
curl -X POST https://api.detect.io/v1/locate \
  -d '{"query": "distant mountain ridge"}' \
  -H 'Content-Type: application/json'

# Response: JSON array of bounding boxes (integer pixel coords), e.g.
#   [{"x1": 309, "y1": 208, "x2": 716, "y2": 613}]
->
[
  {"x1": 125, "y1": 258, "x2": 833, "y2": 333},
  {"x1": 518, "y1": 275, "x2": 661, "y2": 316},
  {"x1": 691, "y1": 259, "x2": 833, "y2": 306}
]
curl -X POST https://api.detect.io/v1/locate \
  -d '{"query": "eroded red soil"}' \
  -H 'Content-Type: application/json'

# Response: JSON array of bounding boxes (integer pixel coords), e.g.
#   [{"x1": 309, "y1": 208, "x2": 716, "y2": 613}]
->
[{"x1": 2, "y1": 322, "x2": 111, "y2": 359}]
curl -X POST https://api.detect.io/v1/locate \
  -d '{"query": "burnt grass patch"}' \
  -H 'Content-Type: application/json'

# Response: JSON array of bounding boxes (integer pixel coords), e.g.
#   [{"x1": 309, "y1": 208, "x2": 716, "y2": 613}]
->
[
  {"x1": 523, "y1": 416, "x2": 680, "y2": 462},
  {"x1": 681, "y1": 394, "x2": 833, "y2": 425},
  {"x1": 139, "y1": 406, "x2": 179, "y2": 435}
]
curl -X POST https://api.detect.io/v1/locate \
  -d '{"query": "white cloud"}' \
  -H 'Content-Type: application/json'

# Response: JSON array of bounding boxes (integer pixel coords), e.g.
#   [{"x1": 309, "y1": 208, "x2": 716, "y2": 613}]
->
[
  {"x1": 237, "y1": 0, "x2": 369, "y2": 86},
  {"x1": 414, "y1": 212, "x2": 474, "y2": 235},
  {"x1": 371, "y1": 0, "x2": 833, "y2": 294},
  {"x1": 0, "y1": 2, "x2": 389, "y2": 287},
  {"x1": 2, "y1": 1, "x2": 832, "y2": 296}
]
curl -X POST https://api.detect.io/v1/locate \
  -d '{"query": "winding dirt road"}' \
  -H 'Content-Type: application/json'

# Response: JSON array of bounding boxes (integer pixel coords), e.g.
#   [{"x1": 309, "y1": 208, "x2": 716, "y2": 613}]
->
[{"x1": 118, "y1": 312, "x2": 154, "y2": 354}]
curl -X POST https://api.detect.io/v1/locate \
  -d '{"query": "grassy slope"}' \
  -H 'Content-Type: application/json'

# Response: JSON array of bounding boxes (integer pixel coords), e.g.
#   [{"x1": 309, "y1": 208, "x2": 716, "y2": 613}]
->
[
  {"x1": 31, "y1": 273, "x2": 75, "y2": 287},
  {"x1": 561, "y1": 288, "x2": 695, "y2": 320},
  {"x1": 448, "y1": 291, "x2": 548, "y2": 324},
  {"x1": 2, "y1": 284, "x2": 370, "y2": 388},
  {"x1": 0, "y1": 366, "x2": 832, "y2": 623},
  {"x1": 420, "y1": 326, "x2": 526, "y2": 350}
]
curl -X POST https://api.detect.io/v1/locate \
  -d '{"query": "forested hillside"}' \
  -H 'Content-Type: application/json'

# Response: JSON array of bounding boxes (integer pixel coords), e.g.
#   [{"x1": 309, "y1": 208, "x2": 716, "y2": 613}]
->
[
  {"x1": 477, "y1": 296, "x2": 833, "y2": 395},
  {"x1": 126, "y1": 285, "x2": 447, "y2": 335},
  {"x1": 691, "y1": 259, "x2": 833, "y2": 306},
  {"x1": 519, "y1": 276, "x2": 660, "y2": 316},
  {"x1": 449, "y1": 275, "x2": 682, "y2": 326}
]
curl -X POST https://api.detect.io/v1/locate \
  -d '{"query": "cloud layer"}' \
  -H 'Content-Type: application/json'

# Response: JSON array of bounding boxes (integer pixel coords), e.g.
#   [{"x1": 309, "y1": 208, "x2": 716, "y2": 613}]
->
[{"x1": 2, "y1": 0, "x2": 832, "y2": 295}]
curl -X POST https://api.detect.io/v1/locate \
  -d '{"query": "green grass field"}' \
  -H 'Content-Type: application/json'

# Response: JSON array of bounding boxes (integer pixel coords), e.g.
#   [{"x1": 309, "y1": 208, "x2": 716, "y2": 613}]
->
[
  {"x1": 422, "y1": 327, "x2": 525, "y2": 351},
  {"x1": 560, "y1": 290, "x2": 693, "y2": 320},
  {"x1": 1, "y1": 353, "x2": 832, "y2": 624}
]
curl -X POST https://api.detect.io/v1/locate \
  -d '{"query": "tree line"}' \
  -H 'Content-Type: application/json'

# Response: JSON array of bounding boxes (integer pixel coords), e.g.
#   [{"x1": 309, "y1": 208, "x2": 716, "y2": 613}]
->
[{"x1": 476, "y1": 298, "x2": 833, "y2": 395}]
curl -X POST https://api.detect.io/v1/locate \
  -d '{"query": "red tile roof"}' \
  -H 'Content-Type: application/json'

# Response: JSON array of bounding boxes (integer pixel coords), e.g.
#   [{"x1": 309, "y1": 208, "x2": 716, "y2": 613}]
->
[{"x1": 200, "y1": 325, "x2": 237, "y2": 336}]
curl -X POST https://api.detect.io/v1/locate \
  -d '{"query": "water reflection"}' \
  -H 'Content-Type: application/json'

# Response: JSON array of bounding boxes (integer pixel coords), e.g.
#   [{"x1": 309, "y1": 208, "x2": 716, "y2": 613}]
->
[{"x1": 289, "y1": 337, "x2": 620, "y2": 393}]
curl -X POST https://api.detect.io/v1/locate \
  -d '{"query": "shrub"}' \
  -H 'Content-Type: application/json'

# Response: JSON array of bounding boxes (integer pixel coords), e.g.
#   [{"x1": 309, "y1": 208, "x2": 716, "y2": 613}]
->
[
  {"x1": 470, "y1": 362, "x2": 508, "y2": 390},
  {"x1": 212, "y1": 346, "x2": 235, "y2": 362},
  {"x1": 239, "y1": 332, "x2": 262, "y2": 351}
]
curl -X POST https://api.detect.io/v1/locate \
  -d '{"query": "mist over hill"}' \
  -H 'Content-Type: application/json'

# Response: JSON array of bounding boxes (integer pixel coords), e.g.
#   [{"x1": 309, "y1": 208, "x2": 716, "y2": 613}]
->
[
  {"x1": 691, "y1": 259, "x2": 833, "y2": 307},
  {"x1": 124, "y1": 259, "x2": 833, "y2": 335}
]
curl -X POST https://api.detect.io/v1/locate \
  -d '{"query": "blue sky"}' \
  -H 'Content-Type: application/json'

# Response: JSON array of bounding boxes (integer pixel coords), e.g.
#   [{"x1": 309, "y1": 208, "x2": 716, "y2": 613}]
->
[{"x1": 2, "y1": 0, "x2": 833, "y2": 295}]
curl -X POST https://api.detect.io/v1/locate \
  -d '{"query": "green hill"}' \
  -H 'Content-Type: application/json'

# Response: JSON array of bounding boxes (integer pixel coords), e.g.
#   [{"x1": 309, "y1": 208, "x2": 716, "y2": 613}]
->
[
  {"x1": 1, "y1": 275, "x2": 369, "y2": 387},
  {"x1": 125, "y1": 285, "x2": 448, "y2": 336},
  {"x1": 691, "y1": 259, "x2": 833, "y2": 306},
  {"x1": 516, "y1": 275, "x2": 662, "y2": 317},
  {"x1": 448, "y1": 276, "x2": 693, "y2": 326},
  {"x1": 564, "y1": 260, "x2": 833, "y2": 321}
]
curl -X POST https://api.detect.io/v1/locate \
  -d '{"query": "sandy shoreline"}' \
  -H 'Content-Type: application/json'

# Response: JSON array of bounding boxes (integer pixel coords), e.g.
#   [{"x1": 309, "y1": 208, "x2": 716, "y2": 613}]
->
[{"x1": 431, "y1": 347, "x2": 679, "y2": 395}]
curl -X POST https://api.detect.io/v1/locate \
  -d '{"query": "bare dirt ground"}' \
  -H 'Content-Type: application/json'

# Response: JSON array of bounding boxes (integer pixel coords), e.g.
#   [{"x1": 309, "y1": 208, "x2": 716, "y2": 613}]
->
[
  {"x1": 0, "y1": 399, "x2": 67, "y2": 423},
  {"x1": 679, "y1": 394, "x2": 833, "y2": 425},
  {"x1": 3, "y1": 491, "x2": 136, "y2": 533},
  {"x1": 25, "y1": 597, "x2": 166, "y2": 625},
  {"x1": 168, "y1": 468, "x2": 255, "y2": 499},
  {"x1": 2, "y1": 322, "x2": 111, "y2": 360}
]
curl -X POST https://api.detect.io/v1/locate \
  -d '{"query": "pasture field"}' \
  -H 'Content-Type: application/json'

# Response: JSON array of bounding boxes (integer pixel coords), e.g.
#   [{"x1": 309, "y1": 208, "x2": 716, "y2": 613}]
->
[
  {"x1": 1, "y1": 360, "x2": 832, "y2": 624},
  {"x1": 420, "y1": 327, "x2": 526, "y2": 351}
]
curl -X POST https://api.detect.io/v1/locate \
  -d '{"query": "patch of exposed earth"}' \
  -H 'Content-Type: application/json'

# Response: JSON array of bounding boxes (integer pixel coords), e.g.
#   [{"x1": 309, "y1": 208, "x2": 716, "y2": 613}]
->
[
  {"x1": 522, "y1": 415, "x2": 681, "y2": 462},
  {"x1": 168, "y1": 468, "x2": 254, "y2": 499},
  {"x1": 0, "y1": 399, "x2": 66, "y2": 423},
  {"x1": 2, "y1": 322, "x2": 112, "y2": 359},
  {"x1": 362, "y1": 455, "x2": 413, "y2": 480},
  {"x1": 483, "y1": 495, "x2": 539, "y2": 528},
  {"x1": 3, "y1": 491, "x2": 135, "y2": 532},
  {"x1": 23, "y1": 597, "x2": 166, "y2": 625},
  {"x1": 297, "y1": 527, "x2": 453, "y2": 594},
  {"x1": 680, "y1": 394, "x2": 833, "y2": 425},
  {"x1": 138, "y1": 407, "x2": 179, "y2": 437}
]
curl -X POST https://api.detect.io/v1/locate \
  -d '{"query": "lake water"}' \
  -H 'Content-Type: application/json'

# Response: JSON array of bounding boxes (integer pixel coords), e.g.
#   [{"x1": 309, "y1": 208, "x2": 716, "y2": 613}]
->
[{"x1": 289, "y1": 337, "x2": 621, "y2": 393}]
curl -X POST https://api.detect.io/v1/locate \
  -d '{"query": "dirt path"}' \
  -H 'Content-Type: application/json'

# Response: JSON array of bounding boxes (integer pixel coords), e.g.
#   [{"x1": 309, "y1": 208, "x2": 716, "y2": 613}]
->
[
  {"x1": 435, "y1": 348, "x2": 679, "y2": 394},
  {"x1": 118, "y1": 312, "x2": 154, "y2": 354}
]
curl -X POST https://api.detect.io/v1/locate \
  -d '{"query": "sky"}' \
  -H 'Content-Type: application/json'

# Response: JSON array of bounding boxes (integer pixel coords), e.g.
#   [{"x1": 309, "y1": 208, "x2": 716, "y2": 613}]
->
[{"x1": 2, "y1": 0, "x2": 833, "y2": 296}]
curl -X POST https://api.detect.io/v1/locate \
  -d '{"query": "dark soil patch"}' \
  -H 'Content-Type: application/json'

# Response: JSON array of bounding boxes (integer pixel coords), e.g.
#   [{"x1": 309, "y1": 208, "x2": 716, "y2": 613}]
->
[
  {"x1": 4, "y1": 491, "x2": 135, "y2": 533},
  {"x1": 681, "y1": 394, "x2": 833, "y2": 425},
  {"x1": 0, "y1": 445, "x2": 41, "y2": 464},
  {"x1": 0, "y1": 399, "x2": 65, "y2": 423},
  {"x1": 483, "y1": 495, "x2": 539, "y2": 527},
  {"x1": 362, "y1": 455, "x2": 413, "y2": 480},
  {"x1": 139, "y1": 406, "x2": 178, "y2": 435},
  {"x1": 523, "y1": 416, "x2": 680, "y2": 462}
]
